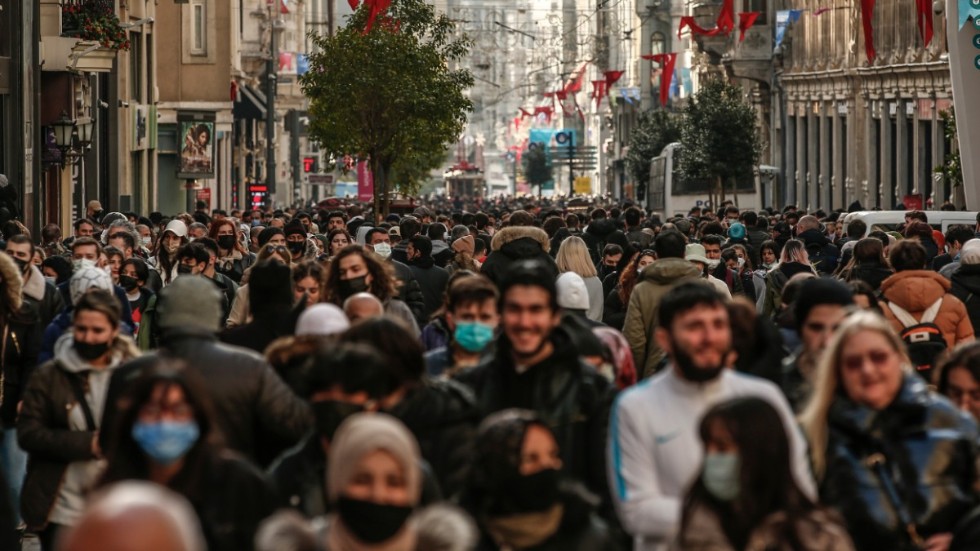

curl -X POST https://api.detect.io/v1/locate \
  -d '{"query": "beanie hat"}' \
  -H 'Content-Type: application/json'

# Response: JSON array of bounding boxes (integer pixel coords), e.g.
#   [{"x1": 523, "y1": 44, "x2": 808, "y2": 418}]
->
[
  {"x1": 793, "y1": 278, "x2": 854, "y2": 331},
  {"x1": 296, "y1": 304, "x2": 350, "y2": 337},
  {"x1": 556, "y1": 272, "x2": 589, "y2": 311},
  {"x1": 327, "y1": 413, "x2": 421, "y2": 504},
  {"x1": 248, "y1": 261, "x2": 294, "y2": 316},
  {"x1": 284, "y1": 220, "x2": 306, "y2": 239},
  {"x1": 100, "y1": 212, "x2": 127, "y2": 228},
  {"x1": 258, "y1": 227, "x2": 284, "y2": 247},
  {"x1": 158, "y1": 276, "x2": 223, "y2": 332},
  {"x1": 70, "y1": 266, "x2": 113, "y2": 306},
  {"x1": 961, "y1": 239, "x2": 980, "y2": 265},
  {"x1": 728, "y1": 222, "x2": 746, "y2": 241}
]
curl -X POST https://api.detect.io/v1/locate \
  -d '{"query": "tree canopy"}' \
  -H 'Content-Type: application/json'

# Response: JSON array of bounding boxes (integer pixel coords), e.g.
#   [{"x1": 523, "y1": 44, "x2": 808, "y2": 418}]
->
[
  {"x1": 522, "y1": 146, "x2": 552, "y2": 196},
  {"x1": 679, "y1": 79, "x2": 761, "y2": 206},
  {"x1": 625, "y1": 109, "x2": 681, "y2": 198},
  {"x1": 301, "y1": 0, "x2": 473, "y2": 217}
]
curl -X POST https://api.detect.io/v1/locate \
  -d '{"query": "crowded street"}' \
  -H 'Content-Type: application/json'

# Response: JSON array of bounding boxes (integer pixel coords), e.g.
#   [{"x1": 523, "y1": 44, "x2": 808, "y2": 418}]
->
[{"x1": 4, "y1": 0, "x2": 980, "y2": 550}]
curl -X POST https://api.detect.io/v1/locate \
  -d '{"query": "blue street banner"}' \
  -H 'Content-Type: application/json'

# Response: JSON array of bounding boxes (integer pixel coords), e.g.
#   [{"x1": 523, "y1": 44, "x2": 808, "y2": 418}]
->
[
  {"x1": 960, "y1": 0, "x2": 980, "y2": 29},
  {"x1": 775, "y1": 10, "x2": 803, "y2": 49}
]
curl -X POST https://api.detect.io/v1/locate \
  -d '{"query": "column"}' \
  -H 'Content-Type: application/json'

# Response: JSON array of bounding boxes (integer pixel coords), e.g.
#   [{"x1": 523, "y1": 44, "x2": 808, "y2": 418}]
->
[
  {"x1": 832, "y1": 102, "x2": 845, "y2": 209},
  {"x1": 880, "y1": 104, "x2": 893, "y2": 209},
  {"x1": 895, "y1": 100, "x2": 910, "y2": 205},
  {"x1": 785, "y1": 113, "x2": 796, "y2": 207},
  {"x1": 807, "y1": 104, "x2": 818, "y2": 210},
  {"x1": 819, "y1": 103, "x2": 831, "y2": 210},
  {"x1": 796, "y1": 105, "x2": 807, "y2": 208}
]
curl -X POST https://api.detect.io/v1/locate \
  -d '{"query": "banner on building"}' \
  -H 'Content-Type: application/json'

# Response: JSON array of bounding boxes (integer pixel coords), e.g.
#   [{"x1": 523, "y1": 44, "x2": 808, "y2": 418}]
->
[
  {"x1": 357, "y1": 161, "x2": 374, "y2": 202},
  {"x1": 177, "y1": 111, "x2": 216, "y2": 179},
  {"x1": 774, "y1": 10, "x2": 802, "y2": 50}
]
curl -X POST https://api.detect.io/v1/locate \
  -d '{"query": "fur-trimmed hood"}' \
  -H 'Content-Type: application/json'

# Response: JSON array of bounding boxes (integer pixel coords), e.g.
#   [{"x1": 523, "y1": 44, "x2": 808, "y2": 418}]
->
[
  {"x1": 490, "y1": 226, "x2": 550, "y2": 254},
  {"x1": 0, "y1": 253, "x2": 23, "y2": 311}
]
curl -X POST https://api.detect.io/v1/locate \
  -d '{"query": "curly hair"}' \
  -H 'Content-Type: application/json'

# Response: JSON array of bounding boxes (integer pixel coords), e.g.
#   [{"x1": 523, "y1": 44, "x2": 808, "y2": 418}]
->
[{"x1": 323, "y1": 245, "x2": 399, "y2": 305}]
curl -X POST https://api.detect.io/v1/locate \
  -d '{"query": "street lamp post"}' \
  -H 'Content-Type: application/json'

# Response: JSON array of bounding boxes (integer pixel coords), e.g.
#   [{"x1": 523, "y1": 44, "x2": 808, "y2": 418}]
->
[
  {"x1": 266, "y1": 5, "x2": 280, "y2": 205},
  {"x1": 50, "y1": 111, "x2": 94, "y2": 168}
]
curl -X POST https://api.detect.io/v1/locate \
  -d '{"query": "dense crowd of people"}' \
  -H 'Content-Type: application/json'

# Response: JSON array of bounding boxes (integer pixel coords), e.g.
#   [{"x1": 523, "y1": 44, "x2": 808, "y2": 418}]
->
[{"x1": 0, "y1": 197, "x2": 979, "y2": 550}]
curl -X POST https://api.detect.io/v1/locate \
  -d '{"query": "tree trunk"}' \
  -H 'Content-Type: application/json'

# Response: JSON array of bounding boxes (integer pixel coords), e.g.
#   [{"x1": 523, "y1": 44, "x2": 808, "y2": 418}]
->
[
  {"x1": 371, "y1": 158, "x2": 383, "y2": 224},
  {"x1": 717, "y1": 175, "x2": 725, "y2": 206},
  {"x1": 731, "y1": 176, "x2": 739, "y2": 208}
]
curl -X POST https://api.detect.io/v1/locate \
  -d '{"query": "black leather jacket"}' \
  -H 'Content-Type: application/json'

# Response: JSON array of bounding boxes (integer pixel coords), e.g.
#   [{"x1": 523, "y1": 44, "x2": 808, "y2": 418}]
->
[{"x1": 820, "y1": 375, "x2": 980, "y2": 550}]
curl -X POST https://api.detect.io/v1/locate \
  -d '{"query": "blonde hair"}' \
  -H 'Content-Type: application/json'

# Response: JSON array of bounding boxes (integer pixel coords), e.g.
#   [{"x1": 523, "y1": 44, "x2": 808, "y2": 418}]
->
[
  {"x1": 556, "y1": 236, "x2": 597, "y2": 278},
  {"x1": 798, "y1": 311, "x2": 911, "y2": 479}
]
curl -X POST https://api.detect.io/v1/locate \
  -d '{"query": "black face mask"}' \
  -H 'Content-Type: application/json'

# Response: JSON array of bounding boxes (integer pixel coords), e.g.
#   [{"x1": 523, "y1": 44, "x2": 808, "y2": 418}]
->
[
  {"x1": 499, "y1": 468, "x2": 561, "y2": 513},
  {"x1": 75, "y1": 339, "x2": 110, "y2": 361},
  {"x1": 12, "y1": 258, "x2": 29, "y2": 275},
  {"x1": 119, "y1": 274, "x2": 139, "y2": 292},
  {"x1": 217, "y1": 235, "x2": 237, "y2": 250},
  {"x1": 339, "y1": 275, "x2": 370, "y2": 298},
  {"x1": 336, "y1": 497, "x2": 413, "y2": 544},
  {"x1": 311, "y1": 400, "x2": 364, "y2": 441},
  {"x1": 287, "y1": 241, "x2": 305, "y2": 254},
  {"x1": 176, "y1": 264, "x2": 194, "y2": 275},
  {"x1": 672, "y1": 336, "x2": 725, "y2": 383}
]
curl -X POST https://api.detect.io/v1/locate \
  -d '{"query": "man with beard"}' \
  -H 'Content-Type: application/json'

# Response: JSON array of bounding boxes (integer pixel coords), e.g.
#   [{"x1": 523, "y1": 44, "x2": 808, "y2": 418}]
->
[{"x1": 607, "y1": 281, "x2": 814, "y2": 551}]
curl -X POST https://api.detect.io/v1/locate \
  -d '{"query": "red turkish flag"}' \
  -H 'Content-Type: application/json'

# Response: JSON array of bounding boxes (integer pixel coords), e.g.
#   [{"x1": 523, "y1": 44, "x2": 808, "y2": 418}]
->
[
  {"x1": 738, "y1": 12, "x2": 760, "y2": 42},
  {"x1": 591, "y1": 80, "x2": 608, "y2": 108},
  {"x1": 861, "y1": 0, "x2": 876, "y2": 62},
  {"x1": 604, "y1": 70, "x2": 624, "y2": 88},
  {"x1": 563, "y1": 64, "x2": 588, "y2": 94},
  {"x1": 678, "y1": 0, "x2": 734, "y2": 39},
  {"x1": 362, "y1": 0, "x2": 392, "y2": 34},
  {"x1": 914, "y1": 0, "x2": 933, "y2": 46},
  {"x1": 519, "y1": 108, "x2": 533, "y2": 119},
  {"x1": 642, "y1": 53, "x2": 677, "y2": 107},
  {"x1": 348, "y1": 0, "x2": 359, "y2": 9}
]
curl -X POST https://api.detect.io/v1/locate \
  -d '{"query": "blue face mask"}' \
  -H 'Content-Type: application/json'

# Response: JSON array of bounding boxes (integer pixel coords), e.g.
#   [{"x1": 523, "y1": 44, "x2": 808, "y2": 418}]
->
[
  {"x1": 454, "y1": 321, "x2": 495, "y2": 352},
  {"x1": 702, "y1": 452, "x2": 740, "y2": 501},
  {"x1": 132, "y1": 420, "x2": 200, "y2": 465}
]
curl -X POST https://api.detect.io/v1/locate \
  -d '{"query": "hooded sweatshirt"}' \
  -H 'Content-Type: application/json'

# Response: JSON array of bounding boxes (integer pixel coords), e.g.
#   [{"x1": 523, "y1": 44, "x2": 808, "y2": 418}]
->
[
  {"x1": 48, "y1": 343, "x2": 124, "y2": 527},
  {"x1": 880, "y1": 270, "x2": 974, "y2": 348}
]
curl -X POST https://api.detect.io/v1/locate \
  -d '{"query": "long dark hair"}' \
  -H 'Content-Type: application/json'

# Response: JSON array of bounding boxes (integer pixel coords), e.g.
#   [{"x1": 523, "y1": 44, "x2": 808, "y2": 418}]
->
[
  {"x1": 617, "y1": 250, "x2": 654, "y2": 305},
  {"x1": 323, "y1": 245, "x2": 399, "y2": 304},
  {"x1": 680, "y1": 397, "x2": 818, "y2": 550},
  {"x1": 100, "y1": 363, "x2": 220, "y2": 503}
]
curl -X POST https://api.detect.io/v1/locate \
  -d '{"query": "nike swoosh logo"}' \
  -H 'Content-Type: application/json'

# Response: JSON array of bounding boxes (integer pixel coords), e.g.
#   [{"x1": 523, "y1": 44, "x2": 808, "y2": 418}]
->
[{"x1": 654, "y1": 431, "x2": 680, "y2": 445}]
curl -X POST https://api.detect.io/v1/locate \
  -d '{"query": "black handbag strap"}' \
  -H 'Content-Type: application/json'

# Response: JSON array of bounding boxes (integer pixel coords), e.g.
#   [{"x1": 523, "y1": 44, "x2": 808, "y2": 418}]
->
[{"x1": 61, "y1": 365, "x2": 97, "y2": 432}]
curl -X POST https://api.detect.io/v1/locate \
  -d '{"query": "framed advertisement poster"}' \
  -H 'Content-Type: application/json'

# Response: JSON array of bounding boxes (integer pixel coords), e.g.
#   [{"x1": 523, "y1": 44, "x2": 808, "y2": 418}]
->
[{"x1": 177, "y1": 111, "x2": 216, "y2": 179}]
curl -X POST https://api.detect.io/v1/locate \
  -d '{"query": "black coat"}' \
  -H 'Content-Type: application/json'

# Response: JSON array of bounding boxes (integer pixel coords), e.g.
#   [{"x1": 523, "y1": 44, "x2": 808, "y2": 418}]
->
[
  {"x1": 453, "y1": 330, "x2": 616, "y2": 505},
  {"x1": 798, "y1": 229, "x2": 841, "y2": 275},
  {"x1": 406, "y1": 258, "x2": 450, "y2": 323},
  {"x1": 391, "y1": 259, "x2": 428, "y2": 326},
  {"x1": 0, "y1": 303, "x2": 41, "y2": 426},
  {"x1": 104, "y1": 333, "x2": 312, "y2": 467},
  {"x1": 843, "y1": 262, "x2": 894, "y2": 290},
  {"x1": 480, "y1": 226, "x2": 558, "y2": 284},
  {"x1": 472, "y1": 483, "x2": 619, "y2": 551},
  {"x1": 602, "y1": 287, "x2": 626, "y2": 331},
  {"x1": 581, "y1": 219, "x2": 617, "y2": 266},
  {"x1": 949, "y1": 264, "x2": 980, "y2": 334},
  {"x1": 820, "y1": 376, "x2": 980, "y2": 551},
  {"x1": 387, "y1": 378, "x2": 480, "y2": 499}
]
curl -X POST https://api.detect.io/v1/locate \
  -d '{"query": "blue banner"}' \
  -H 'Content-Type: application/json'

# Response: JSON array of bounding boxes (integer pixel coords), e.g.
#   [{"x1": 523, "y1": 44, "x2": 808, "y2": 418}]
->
[
  {"x1": 960, "y1": 0, "x2": 980, "y2": 29},
  {"x1": 296, "y1": 54, "x2": 309, "y2": 75},
  {"x1": 774, "y1": 9, "x2": 803, "y2": 50}
]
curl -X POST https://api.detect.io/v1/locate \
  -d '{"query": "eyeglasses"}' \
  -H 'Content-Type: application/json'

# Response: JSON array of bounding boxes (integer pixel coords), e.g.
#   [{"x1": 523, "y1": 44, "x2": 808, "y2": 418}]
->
[
  {"x1": 267, "y1": 245, "x2": 288, "y2": 254},
  {"x1": 842, "y1": 349, "x2": 894, "y2": 371}
]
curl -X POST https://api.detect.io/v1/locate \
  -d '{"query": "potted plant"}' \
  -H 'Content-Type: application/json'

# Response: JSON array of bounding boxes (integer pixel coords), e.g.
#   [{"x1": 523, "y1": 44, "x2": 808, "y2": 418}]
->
[{"x1": 61, "y1": 0, "x2": 131, "y2": 51}]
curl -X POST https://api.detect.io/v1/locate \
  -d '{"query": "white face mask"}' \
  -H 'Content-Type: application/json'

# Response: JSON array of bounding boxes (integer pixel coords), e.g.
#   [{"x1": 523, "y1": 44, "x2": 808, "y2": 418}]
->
[
  {"x1": 374, "y1": 242, "x2": 392, "y2": 259},
  {"x1": 141, "y1": 236, "x2": 152, "y2": 246},
  {"x1": 707, "y1": 259, "x2": 721, "y2": 270},
  {"x1": 73, "y1": 258, "x2": 97, "y2": 272},
  {"x1": 737, "y1": 257, "x2": 745, "y2": 268}
]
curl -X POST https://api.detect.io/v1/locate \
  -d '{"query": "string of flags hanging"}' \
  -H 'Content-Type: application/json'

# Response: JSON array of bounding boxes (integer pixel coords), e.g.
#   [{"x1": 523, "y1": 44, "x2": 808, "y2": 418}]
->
[
  {"x1": 641, "y1": 53, "x2": 677, "y2": 107},
  {"x1": 348, "y1": 0, "x2": 394, "y2": 34}
]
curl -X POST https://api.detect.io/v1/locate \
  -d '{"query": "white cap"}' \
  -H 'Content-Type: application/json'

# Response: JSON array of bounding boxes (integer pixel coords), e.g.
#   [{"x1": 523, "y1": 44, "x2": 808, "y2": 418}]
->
[
  {"x1": 164, "y1": 219, "x2": 188, "y2": 238},
  {"x1": 961, "y1": 238, "x2": 980, "y2": 265},
  {"x1": 296, "y1": 303, "x2": 351, "y2": 337},
  {"x1": 685, "y1": 243, "x2": 710, "y2": 266},
  {"x1": 556, "y1": 272, "x2": 590, "y2": 311}
]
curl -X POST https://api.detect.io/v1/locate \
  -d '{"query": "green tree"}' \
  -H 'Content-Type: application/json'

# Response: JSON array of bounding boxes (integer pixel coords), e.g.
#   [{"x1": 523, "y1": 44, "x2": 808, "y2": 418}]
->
[
  {"x1": 522, "y1": 146, "x2": 552, "y2": 197},
  {"x1": 301, "y1": 0, "x2": 473, "y2": 217},
  {"x1": 935, "y1": 108, "x2": 962, "y2": 203},
  {"x1": 625, "y1": 109, "x2": 681, "y2": 198},
  {"x1": 679, "y1": 79, "x2": 761, "y2": 206}
]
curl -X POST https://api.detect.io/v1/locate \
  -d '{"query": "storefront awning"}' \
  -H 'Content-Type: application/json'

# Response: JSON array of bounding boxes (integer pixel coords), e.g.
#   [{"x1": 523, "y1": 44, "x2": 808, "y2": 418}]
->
[{"x1": 234, "y1": 85, "x2": 266, "y2": 120}]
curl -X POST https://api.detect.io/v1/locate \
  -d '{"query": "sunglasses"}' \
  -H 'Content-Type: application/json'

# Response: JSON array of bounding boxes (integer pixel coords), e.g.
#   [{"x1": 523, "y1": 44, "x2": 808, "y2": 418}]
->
[{"x1": 842, "y1": 349, "x2": 894, "y2": 372}]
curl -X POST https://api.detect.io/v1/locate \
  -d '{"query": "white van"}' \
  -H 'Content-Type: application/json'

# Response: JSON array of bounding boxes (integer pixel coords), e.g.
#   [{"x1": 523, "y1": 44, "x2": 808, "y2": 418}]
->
[{"x1": 840, "y1": 211, "x2": 978, "y2": 237}]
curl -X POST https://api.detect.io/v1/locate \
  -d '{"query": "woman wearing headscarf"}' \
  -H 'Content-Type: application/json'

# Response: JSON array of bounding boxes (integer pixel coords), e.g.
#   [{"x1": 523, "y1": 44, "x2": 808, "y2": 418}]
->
[{"x1": 460, "y1": 409, "x2": 616, "y2": 551}]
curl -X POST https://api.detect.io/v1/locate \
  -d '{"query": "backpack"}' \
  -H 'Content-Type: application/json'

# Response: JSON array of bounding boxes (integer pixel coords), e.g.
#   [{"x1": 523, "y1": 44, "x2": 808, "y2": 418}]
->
[{"x1": 885, "y1": 298, "x2": 947, "y2": 376}]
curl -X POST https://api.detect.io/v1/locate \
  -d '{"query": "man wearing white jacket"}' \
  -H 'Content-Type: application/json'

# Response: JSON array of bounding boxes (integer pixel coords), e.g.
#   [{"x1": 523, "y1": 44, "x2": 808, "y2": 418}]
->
[{"x1": 608, "y1": 281, "x2": 815, "y2": 551}]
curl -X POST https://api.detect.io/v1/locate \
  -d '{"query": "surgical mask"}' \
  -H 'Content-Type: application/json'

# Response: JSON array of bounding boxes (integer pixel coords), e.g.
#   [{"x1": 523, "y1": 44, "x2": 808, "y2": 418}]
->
[
  {"x1": 131, "y1": 420, "x2": 200, "y2": 465},
  {"x1": 702, "y1": 452, "x2": 740, "y2": 501},
  {"x1": 176, "y1": 264, "x2": 194, "y2": 275},
  {"x1": 373, "y1": 242, "x2": 392, "y2": 259},
  {"x1": 311, "y1": 400, "x2": 364, "y2": 441},
  {"x1": 287, "y1": 241, "x2": 305, "y2": 254},
  {"x1": 12, "y1": 258, "x2": 29, "y2": 274},
  {"x1": 737, "y1": 258, "x2": 745, "y2": 268},
  {"x1": 706, "y1": 259, "x2": 721, "y2": 270},
  {"x1": 73, "y1": 258, "x2": 97, "y2": 272},
  {"x1": 336, "y1": 497, "x2": 413, "y2": 544},
  {"x1": 339, "y1": 275, "x2": 369, "y2": 298},
  {"x1": 141, "y1": 236, "x2": 152, "y2": 246},
  {"x1": 217, "y1": 235, "x2": 237, "y2": 250},
  {"x1": 74, "y1": 339, "x2": 110, "y2": 361},
  {"x1": 454, "y1": 321, "x2": 494, "y2": 352},
  {"x1": 44, "y1": 276, "x2": 57, "y2": 285}
]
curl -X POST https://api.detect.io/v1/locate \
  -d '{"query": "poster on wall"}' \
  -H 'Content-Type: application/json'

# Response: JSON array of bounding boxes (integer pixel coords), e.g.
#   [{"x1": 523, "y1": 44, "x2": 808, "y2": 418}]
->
[{"x1": 177, "y1": 111, "x2": 216, "y2": 179}]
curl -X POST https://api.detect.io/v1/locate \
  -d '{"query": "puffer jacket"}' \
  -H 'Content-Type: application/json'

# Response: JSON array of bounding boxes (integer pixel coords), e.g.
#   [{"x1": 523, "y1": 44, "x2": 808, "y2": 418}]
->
[
  {"x1": 948, "y1": 263, "x2": 980, "y2": 335},
  {"x1": 820, "y1": 376, "x2": 980, "y2": 551},
  {"x1": 480, "y1": 226, "x2": 559, "y2": 284},
  {"x1": 386, "y1": 378, "x2": 480, "y2": 500},
  {"x1": 454, "y1": 328, "x2": 616, "y2": 505},
  {"x1": 621, "y1": 257, "x2": 701, "y2": 376},
  {"x1": 880, "y1": 270, "x2": 974, "y2": 348},
  {"x1": 102, "y1": 331, "x2": 312, "y2": 468}
]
